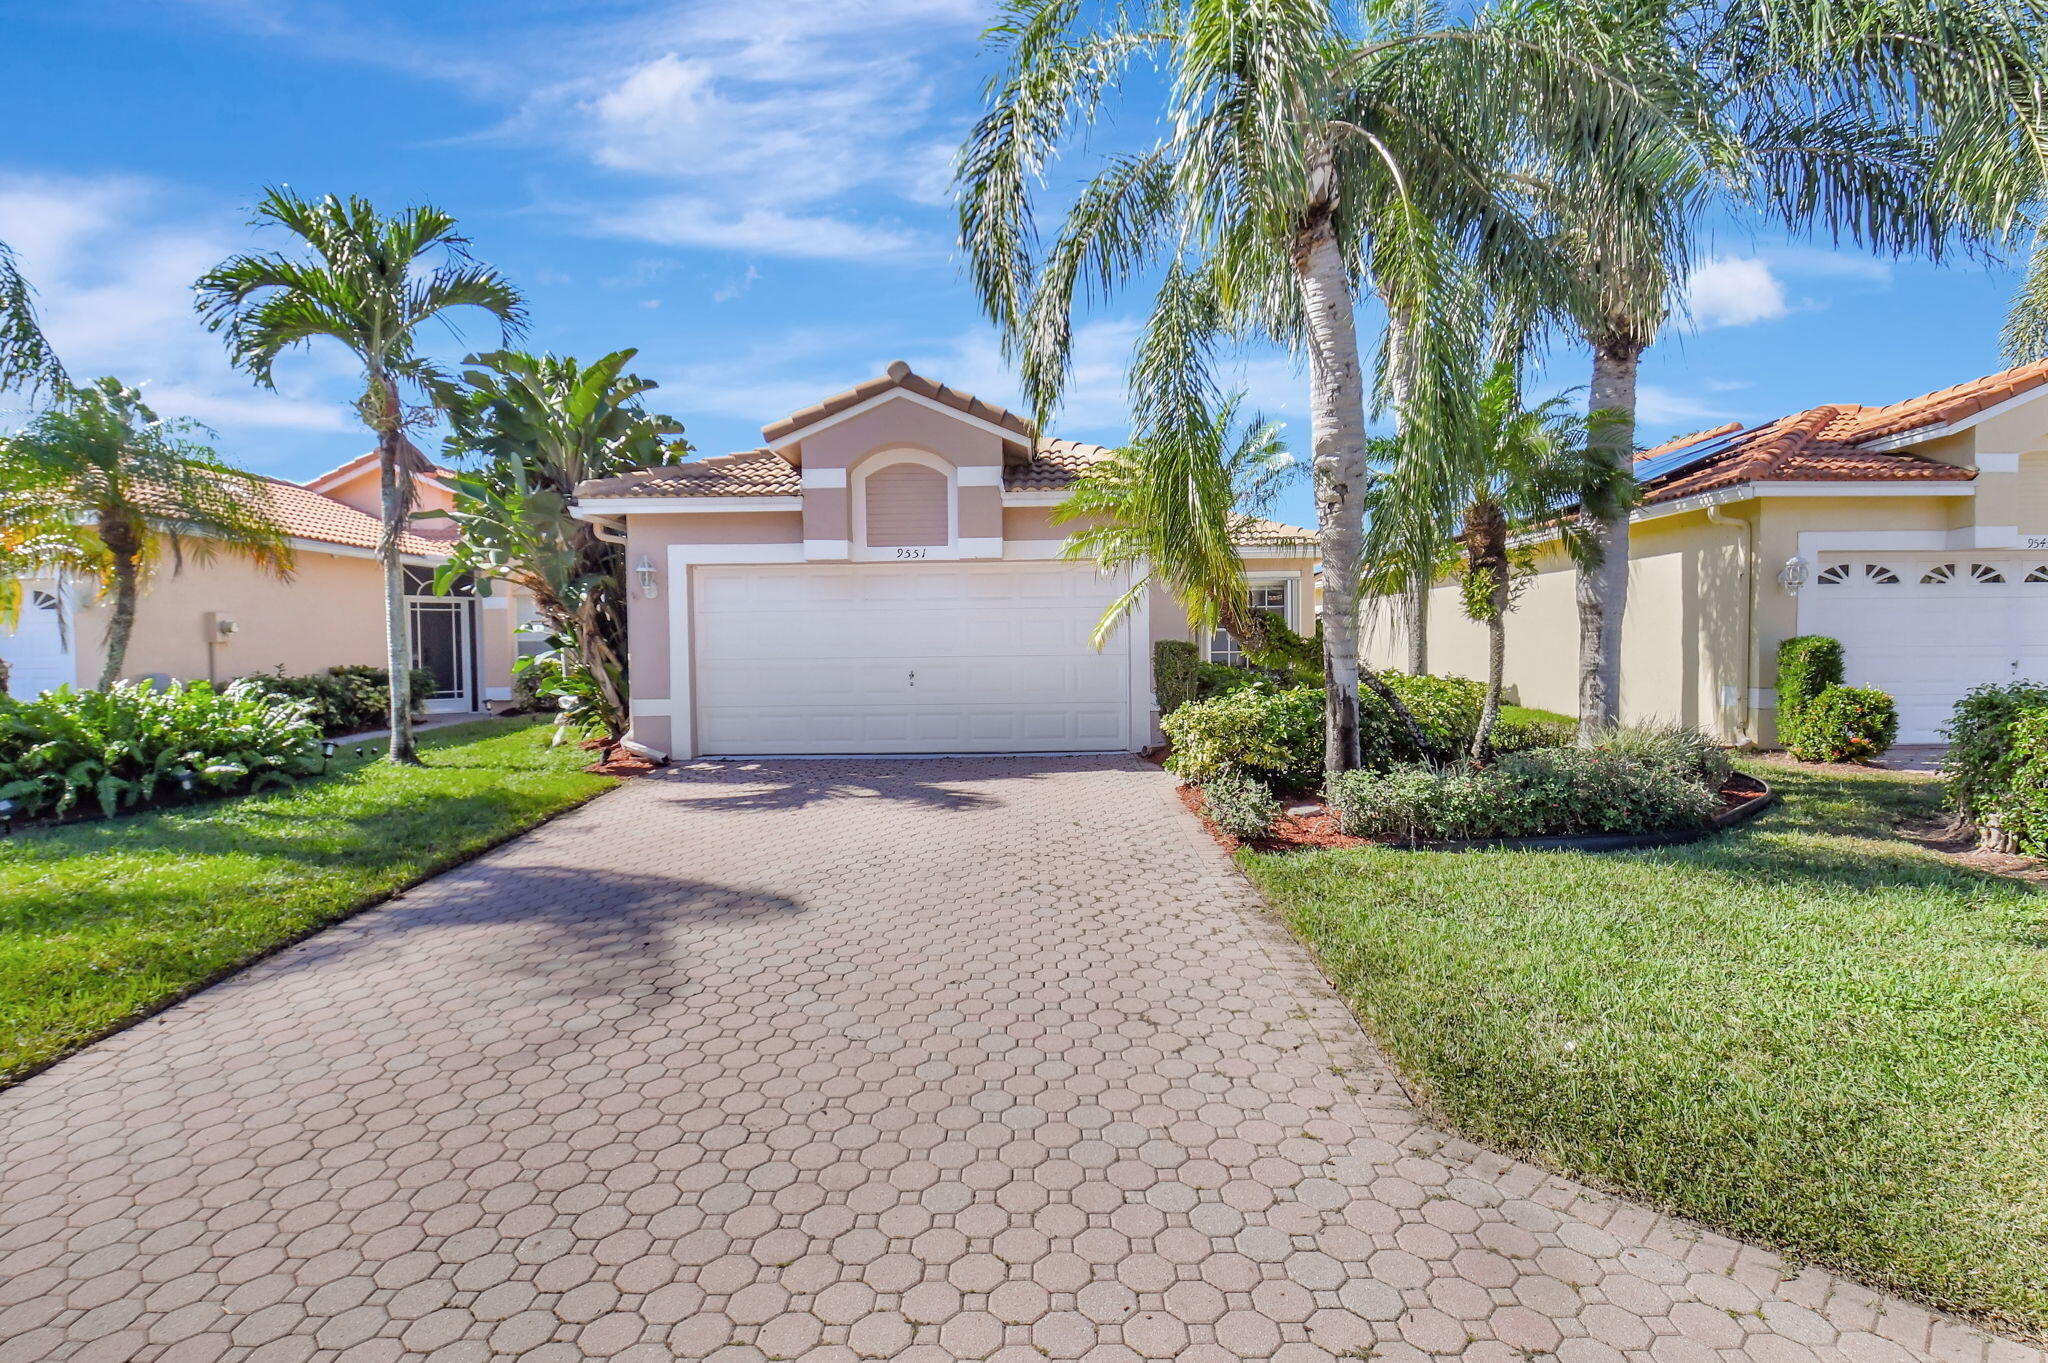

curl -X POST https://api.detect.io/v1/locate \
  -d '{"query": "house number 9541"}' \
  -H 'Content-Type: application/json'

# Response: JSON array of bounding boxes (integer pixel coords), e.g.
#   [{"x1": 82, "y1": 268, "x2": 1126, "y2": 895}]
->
[
  {"x1": 2027, "y1": 536, "x2": 2048, "y2": 550},
  {"x1": 895, "y1": 547, "x2": 931, "y2": 560}
]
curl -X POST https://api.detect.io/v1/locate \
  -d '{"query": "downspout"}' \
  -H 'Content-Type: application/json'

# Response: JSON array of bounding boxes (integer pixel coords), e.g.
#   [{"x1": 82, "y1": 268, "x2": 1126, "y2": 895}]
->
[
  {"x1": 588, "y1": 514, "x2": 627, "y2": 545},
  {"x1": 1705, "y1": 502, "x2": 1754, "y2": 745}
]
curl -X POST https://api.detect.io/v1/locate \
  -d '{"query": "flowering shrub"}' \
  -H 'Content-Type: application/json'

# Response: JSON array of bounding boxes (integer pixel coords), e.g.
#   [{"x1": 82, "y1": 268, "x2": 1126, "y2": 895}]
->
[
  {"x1": 0, "y1": 680, "x2": 319, "y2": 819},
  {"x1": 1785, "y1": 685, "x2": 1898, "y2": 763}
]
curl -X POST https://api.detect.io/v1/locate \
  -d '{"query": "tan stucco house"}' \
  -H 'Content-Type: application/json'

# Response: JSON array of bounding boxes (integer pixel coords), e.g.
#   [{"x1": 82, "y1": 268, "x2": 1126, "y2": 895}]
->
[
  {"x1": 1367, "y1": 361, "x2": 2048, "y2": 745},
  {"x1": 571, "y1": 362, "x2": 1318, "y2": 760},
  {"x1": 1, "y1": 453, "x2": 530, "y2": 711}
]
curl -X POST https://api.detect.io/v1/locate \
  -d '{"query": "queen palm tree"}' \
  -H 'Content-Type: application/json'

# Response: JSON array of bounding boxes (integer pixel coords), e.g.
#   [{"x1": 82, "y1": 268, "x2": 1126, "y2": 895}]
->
[
  {"x1": 1540, "y1": 0, "x2": 2039, "y2": 739},
  {"x1": 0, "y1": 239, "x2": 66, "y2": 396},
  {"x1": 196, "y1": 189, "x2": 524, "y2": 763},
  {"x1": 957, "y1": 0, "x2": 1679, "y2": 774},
  {"x1": 0, "y1": 378, "x2": 292, "y2": 688},
  {"x1": 434, "y1": 349, "x2": 688, "y2": 745}
]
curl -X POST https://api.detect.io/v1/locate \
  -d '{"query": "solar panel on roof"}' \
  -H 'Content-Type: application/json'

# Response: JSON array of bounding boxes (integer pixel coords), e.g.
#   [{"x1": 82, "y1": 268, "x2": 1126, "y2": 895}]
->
[{"x1": 1633, "y1": 426, "x2": 1755, "y2": 485}]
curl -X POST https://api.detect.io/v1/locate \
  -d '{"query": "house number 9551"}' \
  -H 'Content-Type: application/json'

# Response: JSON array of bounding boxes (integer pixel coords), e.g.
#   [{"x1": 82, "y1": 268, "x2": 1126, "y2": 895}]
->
[{"x1": 895, "y1": 547, "x2": 931, "y2": 560}]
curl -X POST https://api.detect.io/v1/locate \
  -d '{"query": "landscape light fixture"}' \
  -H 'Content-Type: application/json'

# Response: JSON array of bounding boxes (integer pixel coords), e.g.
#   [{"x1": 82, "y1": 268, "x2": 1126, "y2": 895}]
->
[
  {"x1": 174, "y1": 768, "x2": 195, "y2": 796},
  {"x1": 321, "y1": 739, "x2": 339, "y2": 771},
  {"x1": 0, "y1": 797, "x2": 15, "y2": 836}
]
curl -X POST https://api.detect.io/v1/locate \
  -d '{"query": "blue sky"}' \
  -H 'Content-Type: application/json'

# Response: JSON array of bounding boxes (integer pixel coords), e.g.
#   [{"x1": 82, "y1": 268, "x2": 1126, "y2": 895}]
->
[{"x1": 0, "y1": 0, "x2": 2031, "y2": 533}]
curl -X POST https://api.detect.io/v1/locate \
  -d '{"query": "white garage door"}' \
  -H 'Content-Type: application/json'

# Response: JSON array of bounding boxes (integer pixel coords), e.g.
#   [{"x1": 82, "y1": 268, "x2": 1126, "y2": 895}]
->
[
  {"x1": 1801, "y1": 552, "x2": 2048, "y2": 742},
  {"x1": 0, "y1": 582, "x2": 76, "y2": 699},
  {"x1": 692, "y1": 562, "x2": 1136, "y2": 755}
]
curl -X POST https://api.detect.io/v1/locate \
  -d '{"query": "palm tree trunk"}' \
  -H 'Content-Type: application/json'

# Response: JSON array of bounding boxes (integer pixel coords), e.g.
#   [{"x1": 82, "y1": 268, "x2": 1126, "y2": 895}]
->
[
  {"x1": 98, "y1": 521, "x2": 141, "y2": 690},
  {"x1": 1466, "y1": 500, "x2": 1510, "y2": 762},
  {"x1": 1575, "y1": 340, "x2": 1640, "y2": 742},
  {"x1": 1381, "y1": 299, "x2": 1428, "y2": 677},
  {"x1": 376, "y1": 419, "x2": 421, "y2": 765},
  {"x1": 1297, "y1": 215, "x2": 1367, "y2": 775}
]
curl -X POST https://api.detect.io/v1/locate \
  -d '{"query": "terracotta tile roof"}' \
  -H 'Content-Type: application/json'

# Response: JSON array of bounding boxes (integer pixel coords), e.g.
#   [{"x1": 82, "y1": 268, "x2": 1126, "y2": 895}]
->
[
  {"x1": 253, "y1": 477, "x2": 449, "y2": 557},
  {"x1": 1627, "y1": 362, "x2": 2048, "y2": 506},
  {"x1": 304, "y1": 449, "x2": 459, "y2": 490},
  {"x1": 763, "y1": 361, "x2": 1036, "y2": 445},
  {"x1": 1004, "y1": 439, "x2": 1113, "y2": 491},
  {"x1": 1230, "y1": 516, "x2": 1319, "y2": 548},
  {"x1": 576, "y1": 450, "x2": 802, "y2": 499}
]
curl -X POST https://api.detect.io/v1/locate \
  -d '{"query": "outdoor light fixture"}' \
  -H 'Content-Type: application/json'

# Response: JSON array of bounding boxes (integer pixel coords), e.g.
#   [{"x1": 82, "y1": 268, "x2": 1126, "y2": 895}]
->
[
  {"x1": 635, "y1": 556, "x2": 659, "y2": 599},
  {"x1": 173, "y1": 767, "x2": 195, "y2": 796},
  {"x1": 321, "y1": 739, "x2": 339, "y2": 771},
  {"x1": 1777, "y1": 555, "x2": 1810, "y2": 595},
  {"x1": 0, "y1": 797, "x2": 14, "y2": 836}
]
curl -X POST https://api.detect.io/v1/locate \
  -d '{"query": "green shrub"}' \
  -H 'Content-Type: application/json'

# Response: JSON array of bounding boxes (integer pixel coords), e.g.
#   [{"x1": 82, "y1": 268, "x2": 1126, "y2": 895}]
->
[
  {"x1": 1153, "y1": 640, "x2": 1200, "y2": 716},
  {"x1": 1969, "y1": 709, "x2": 2048, "y2": 853},
  {"x1": 510, "y1": 654, "x2": 563, "y2": 713},
  {"x1": 1326, "y1": 745, "x2": 1719, "y2": 843},
  {"x1": 1489, "y1": 711, "x2": 1576, "y2": 754},
  {"x1": 1786, "y1": 685, "x2": 1898, "y2": 763},
  {"x1": 1592, "y1": 721, "x2": 1733, "y2": 788},
  {"x1": 0, "y1": 680, "x2": 320, "y2": 819},
  {"x1": 1776, "y1": 635, "x2": 1844, "y2": 750},
  {"x1": 250, "y1": 665, "x2": 435, "y2": 736},
  {"x1": 1194, "y1": 661, "x2": 1259, "y2": 701},
  {"x1": 1162, "y1": 682, "x2": 1324, "y2": 789},
  {"x1": 1360, "y1": 671, "x2": 1484, "y2": 765},
  {"x1": 1202, "y1": 772, "x2": 1281, "y2": 840},
  {"x1": 1940, "y1": 682, "x2": 2048, "y2": 825}
]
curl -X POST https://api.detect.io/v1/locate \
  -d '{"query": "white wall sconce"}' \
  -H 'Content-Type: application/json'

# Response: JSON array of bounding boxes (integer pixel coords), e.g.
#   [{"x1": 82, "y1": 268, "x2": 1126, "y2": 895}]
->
[
  {"x1": 1777, "y1": 555, "x2": 1809, "y2": 595},
  {"x1": 635, "y1": 556, "x2": 659, "y2": 600}
]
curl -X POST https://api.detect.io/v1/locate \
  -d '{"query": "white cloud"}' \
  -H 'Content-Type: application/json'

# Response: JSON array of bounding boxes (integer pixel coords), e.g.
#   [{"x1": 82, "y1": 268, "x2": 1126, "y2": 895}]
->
[
  {"x1": 0, "y1": 173, "x2": 357, "y2": 448},
  {"x1": 1684, "y1": 256, "x2": 1790, "y2": 330},
  {"x1": 1635, "y1": 384, "x2": 1740, "y2": 427},
  {"x1": 595, "y1": 198, "x2": 930, "y2": 263}
]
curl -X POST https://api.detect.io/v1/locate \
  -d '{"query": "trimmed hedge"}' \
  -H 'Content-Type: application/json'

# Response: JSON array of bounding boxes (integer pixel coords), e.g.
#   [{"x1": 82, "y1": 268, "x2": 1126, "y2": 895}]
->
[
  {"x1": 0, "y1": 680, "x2": 320, "y2": 819},
  {"x1": 1154, "y1": 641, "x2": 1200, "y2": 716},
  {"x1": 1786, "y1": 685, "x2": 1898, "y2": 764},
  {"x1": 1326, "y1": 733, "x2": 1722, "y2": 843},
  {"x1": 1162, "y1": 671, "x2": 1517, "y2": 790},
  {"x1": 251, "y1": 665, "x2": 437, "y2": 736},
  {"x1": 1941, "y1": 681, "x2": 2048, "y2": 852}
]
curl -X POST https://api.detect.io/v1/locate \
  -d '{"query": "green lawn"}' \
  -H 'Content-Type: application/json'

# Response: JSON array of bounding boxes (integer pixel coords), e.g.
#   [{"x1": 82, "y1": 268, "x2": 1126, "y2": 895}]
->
[
  {"x1": 1244, "y1": 762, "x2": 2048, "y2": 1338},
  {"x1": 0, "y1": 717, "x2": 614, "y2": 1086}
]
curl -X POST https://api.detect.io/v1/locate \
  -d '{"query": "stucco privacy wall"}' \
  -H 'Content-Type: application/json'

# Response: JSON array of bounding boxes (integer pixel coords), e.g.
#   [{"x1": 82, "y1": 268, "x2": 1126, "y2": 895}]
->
[
  {"x1": 74, "y1": 546, "x2": 393, "y2": 686},
  {"x1": 1367, "y1": 512, "x2": 1752, "y2": 737}
]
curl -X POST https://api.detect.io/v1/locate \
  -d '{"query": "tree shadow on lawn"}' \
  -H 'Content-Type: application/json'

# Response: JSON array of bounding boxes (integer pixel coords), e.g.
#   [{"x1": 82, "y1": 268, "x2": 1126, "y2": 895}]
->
[{"x1": 653, "y1": 753, "x2": 1145, "y2": 814}]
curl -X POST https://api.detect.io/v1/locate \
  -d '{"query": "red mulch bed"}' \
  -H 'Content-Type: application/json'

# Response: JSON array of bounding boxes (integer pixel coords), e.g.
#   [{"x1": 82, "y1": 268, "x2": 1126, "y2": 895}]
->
[
  {"x1": 1181, "y1": 769, "x2": 1772, "y2": 854},
  {"x1": 580, "y1": 740, "x2": 665, "y2": 777}
]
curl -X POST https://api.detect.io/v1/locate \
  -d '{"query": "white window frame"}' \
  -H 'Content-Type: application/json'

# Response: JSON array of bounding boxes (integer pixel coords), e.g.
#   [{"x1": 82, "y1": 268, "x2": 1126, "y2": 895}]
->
[{"x1": 1207, "y1": 575, "x2": 1295, "y2": 666}]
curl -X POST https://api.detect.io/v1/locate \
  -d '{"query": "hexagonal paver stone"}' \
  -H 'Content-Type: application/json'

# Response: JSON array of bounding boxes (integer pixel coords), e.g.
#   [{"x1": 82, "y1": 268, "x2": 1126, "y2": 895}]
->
[{"x1": 0, "y1": 757, "x2": 2036, "y2": 1363}]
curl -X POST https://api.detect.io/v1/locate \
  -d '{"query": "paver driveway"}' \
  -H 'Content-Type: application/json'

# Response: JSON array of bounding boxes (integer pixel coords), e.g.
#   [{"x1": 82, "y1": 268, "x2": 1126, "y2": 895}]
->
[{"x1": 1, "y1": 756, "x2": 2035, "y2": 1363}]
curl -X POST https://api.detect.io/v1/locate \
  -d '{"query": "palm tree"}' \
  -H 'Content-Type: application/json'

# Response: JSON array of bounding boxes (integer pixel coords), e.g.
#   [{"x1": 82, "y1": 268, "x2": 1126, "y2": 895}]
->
[
  {"x1": 1540, "y1": 0, "x2": 2038, "y2": 739},
  {"x1": 957, "y1": 0, "x2": 1675, "y2": 774},
  {"x1": 435, "y1": 349, "x2": 688, "y2": 745},
  {"x1": 0, "y1": 379, "x2": 292, "y2": 688},
  {"x1": 0, "y1": 239, "x2": 65, "y2": 397},
  {"x1": 1053, "y1": 394, "x2": 1294, "y2": 652},
  {"x1": 195, "y1": 189, "x2": 524, "y2": 763},
  {"x1": 1445, "y1": 364, "x2": 1629, "y2": 758}
]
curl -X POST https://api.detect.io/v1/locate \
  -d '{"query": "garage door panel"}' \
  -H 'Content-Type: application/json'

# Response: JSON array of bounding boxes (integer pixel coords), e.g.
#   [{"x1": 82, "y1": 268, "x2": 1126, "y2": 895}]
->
[
  {"x1": 1805, "y1": 553, "x2": 2044, "y2": 743},
  {"x1": 692, "y1": 563, "x2": 1132, "y2": 754}
]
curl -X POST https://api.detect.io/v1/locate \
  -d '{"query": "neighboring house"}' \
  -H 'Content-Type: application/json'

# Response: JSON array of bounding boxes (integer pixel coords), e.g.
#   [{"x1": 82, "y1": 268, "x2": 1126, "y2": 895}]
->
[
  {"x1": 0, "y1": 455, "x2": 529, "y2": 711},
  {"x1": 1367, "y1": 361, "x2": 2048, "y2": 744},
  {"x1": 571, "y1": 362, "x2": 1318, "y2": 760}
]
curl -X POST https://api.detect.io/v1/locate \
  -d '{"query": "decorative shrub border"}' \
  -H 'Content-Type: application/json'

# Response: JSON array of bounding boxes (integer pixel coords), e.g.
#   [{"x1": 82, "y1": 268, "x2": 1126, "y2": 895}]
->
[{"x1": 1393, "y1": 774, "x2": 1775, "y2": 853}]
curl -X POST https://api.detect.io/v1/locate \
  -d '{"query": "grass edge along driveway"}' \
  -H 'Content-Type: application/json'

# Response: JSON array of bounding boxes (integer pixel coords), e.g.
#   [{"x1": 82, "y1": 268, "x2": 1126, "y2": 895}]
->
[
  {"x1": 1243, "y1": 762, "x2": 2048, "y2": 1341},
  {"x1": 0, "y1": 717, "x2": 615, "y2": 1087}
]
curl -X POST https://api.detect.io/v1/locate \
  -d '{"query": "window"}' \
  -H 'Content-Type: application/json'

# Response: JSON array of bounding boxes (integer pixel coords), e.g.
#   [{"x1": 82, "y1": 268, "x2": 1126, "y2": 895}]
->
[
  {"x1": 1921, "y1": 563, "x2": 1957, "y2": 584},
  {"x1": 29, "y1": 590, "x2": 58, "y2": 612},
  {"x1": 2027, "y1": 566, "x2": 2048, "y2": 584},
  {"x1": 1971, "y1": 562, "x2": 2007, "y2": 584},
  {"x1": 514, "y1": 596, "x2": 551, "y2": 660},
  {"x1": 1816, "y1": 563, "x2": 1850, "y2": 585},
  {"x1": 403, "y1": 566, "x2": 474, "y2": 597},
  {"x1": 1207, "y1": 580, "x2": 1292, "y2": 666},
  {"x1": 1863, "y1": 563, "x2": 1900, "y2": 584}
]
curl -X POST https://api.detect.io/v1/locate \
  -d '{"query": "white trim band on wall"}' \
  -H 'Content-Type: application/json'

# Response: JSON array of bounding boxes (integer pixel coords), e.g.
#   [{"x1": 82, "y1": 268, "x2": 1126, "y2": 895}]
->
[
  {"x1": 801, "y1": 468, "x2": 848, "y2": 488},
  {"x1": 957, "y1": 465, "x2": 1004, "y2": 487},
  {"x1": 804, "y1": 539, "x2": 852, "y2": 560},
  {"x1": 1976, "y1": 452, "x2": 2024, "y2": 473}
]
